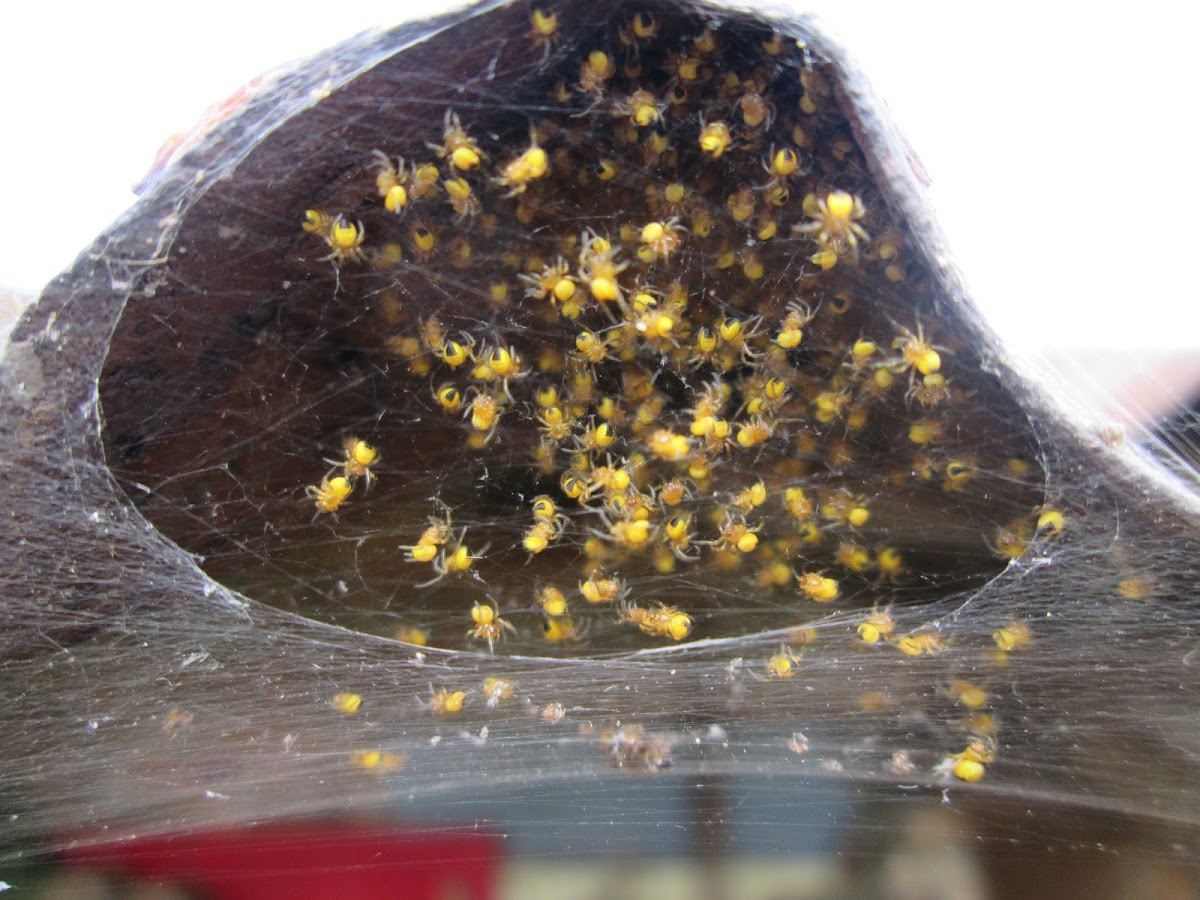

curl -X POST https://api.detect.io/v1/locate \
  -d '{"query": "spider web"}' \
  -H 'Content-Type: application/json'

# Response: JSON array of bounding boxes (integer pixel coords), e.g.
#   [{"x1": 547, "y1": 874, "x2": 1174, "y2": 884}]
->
[{"x1": 2, "y1": 0, "x2": 1199, "y2": 894}]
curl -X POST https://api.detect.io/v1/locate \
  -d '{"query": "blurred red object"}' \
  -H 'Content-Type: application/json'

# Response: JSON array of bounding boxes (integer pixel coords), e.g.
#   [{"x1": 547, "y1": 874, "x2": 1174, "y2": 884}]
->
[{"x1": 60, "y1": 821, "x2": 502, "y2": 899}]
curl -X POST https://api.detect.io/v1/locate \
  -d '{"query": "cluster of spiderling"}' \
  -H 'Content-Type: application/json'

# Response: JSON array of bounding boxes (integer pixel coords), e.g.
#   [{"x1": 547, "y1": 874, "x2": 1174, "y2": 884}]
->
[{"x1": 293, "y1": 4, "x2": 1050, "y2": 780}]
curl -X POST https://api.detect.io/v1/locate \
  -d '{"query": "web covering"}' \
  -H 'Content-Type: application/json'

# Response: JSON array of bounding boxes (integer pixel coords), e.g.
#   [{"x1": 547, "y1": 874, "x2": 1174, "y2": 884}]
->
[{"x1": 2, "y1": 0, "x2": 1199, "y2": 882}]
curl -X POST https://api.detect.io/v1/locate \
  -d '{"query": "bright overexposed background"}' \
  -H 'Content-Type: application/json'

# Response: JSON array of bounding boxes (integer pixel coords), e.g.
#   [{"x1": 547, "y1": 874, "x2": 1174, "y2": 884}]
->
[{"x1": 3, "y1": 2, "x2": 1198, "y2": 413}]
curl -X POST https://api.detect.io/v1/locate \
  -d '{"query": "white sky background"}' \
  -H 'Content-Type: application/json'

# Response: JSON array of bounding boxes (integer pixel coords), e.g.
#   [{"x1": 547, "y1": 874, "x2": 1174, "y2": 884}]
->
[{"x1": 2, "y1": 2, "x2": 1198, "y2": 359}]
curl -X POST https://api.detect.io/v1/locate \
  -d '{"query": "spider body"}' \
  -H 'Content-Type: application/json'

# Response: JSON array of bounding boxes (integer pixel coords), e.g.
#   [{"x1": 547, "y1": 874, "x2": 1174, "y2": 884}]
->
[
  {"x1": 307, "y1": 475, "x2": 353, "y2": 515},
  {"x1": 466, "y1": 599, "x2": 516, "y2": 653},
  {"x1": 795, "y1": 190, "x2": 868, "y2": 267}
]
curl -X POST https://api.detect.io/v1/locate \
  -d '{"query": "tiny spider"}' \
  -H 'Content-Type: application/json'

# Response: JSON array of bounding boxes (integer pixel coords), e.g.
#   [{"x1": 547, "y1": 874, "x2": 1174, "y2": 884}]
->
[
  {"x1": 992, "y1": 621, "x2": 1032, "y2": 652},
  {"x1": 894, "y1": 632, "x2": 945, "y2": 657},
  {"x1": 763, "y1": 145, "x2": 799, "y2": 181},
  {"x1": 856, "y1": 605, "x2": 895, "y2": 644},
  {"x1": 740, "y1": 91, "x2": 776, "y2": 130},
  {"x1": 466, "y1": 599, "x2": 516, "y2": 653},
  {"x1": 835, "y1": 541, "x2": 873, "y2": 573},
  {"x1": 906, "y1": 373, "x2": 951, "y2": 407},
  {"x1": 577, "y1": 229, "x2": 627, "y2": 303},
  {"x1": 574, "y1": 419, "x2": 616, "y2": 454},
  {"x1": 797, "y1": 571, "x2": 839, "y2": 602},
  {"x1": 716, "y1": 315, "x2": 764, "y2": 362},
  {"x1": 942, "y1": 738, "x2": 995, "y2": 783},
  {"x1": 302, "y1": 210, "x2": 366, "y2": 263},
  {"x1": 890, "y1": 321, "x2": 945, "y2": 379},
  {"x1": 442, "y1": 176, "x2": 480, "y2": 221},
  {"x1": 429, "y1": 110, "x2": 485, "y2": 171},
  {"x1": 306, "y1": 474, "x2": 353, "y2": 516},
  {"x1": 483, "y1": 676, "x2": 517, "y2": 707},
  {"x1": 698, "y1": 119, "x2": 733, "y2": 159},
  {"x1": 662, "y1": 513, "x2": 699, "y2": 561},
  {"x1": 371, "y1": 150, "x2": 410, "y2": 214},
  {"x1": 989, "y1": 519, "x2": 1031, "y2": 560},
  {"x1": 400, "y1": 512, "x2": 453, "y2": 564},
  {"x1": 327, "y1": 437, "x2": 379, "y2": 489},
  {"x1": 947, "y1": 679, "x2": 989, "y2": 710},
  {"x1": 735, "y1": 416, "x2": 774, "y2": 449},
  {"x1": 526, "y1": 7, "x2": 559, "y2": 58},
  {"x1": 656, "y1": 477, "x2": 694, "y2": 508},
  {"x1": 774, "y1": 300, "x2": 817, "y2": 350},
  {"x1": 519, "y1": 257, "x2": 576, "y2": 305},
  {"x1": 620, "y1": 602, "x2": 694, "y2": 641},
  {"x1": 463, "y1": 389, "x2": 505, "y2": 443},
  {"x1": 543, "y1": 613, "x2": 588, "y2": 644},
  {"x1": 794, "y1": 190, "x2": 869, "y2": 267},
  {"x1": 573, "y1": 329, "x2": 610, "y2": 365},
  {"x1": 942, "y1": 457, "x2": 980, "y2": 493},
  {"x1": 523, "y1": 515, "x2": 567, "y2": 556},
  {"x1": 707, "y1": 512, "x2": 761, "y2": 554},
  {"x1": 765, "y1": 646, "x2": 802, "y2": 679},
  {"x1": 1035, "y1": 506, "x2": 1066, "y2": 537},
  {"x1": 426, "y1": 689, "x2": 466, "y2": 716},
  {"x1": 578, "y1": 50, "x2": 615, "y2": 97},
  {"x1": 579, "y1": 571, "x2": 627, "y2": 605},
  {"x1": 492, "y1": 131, "x2": 549, "y2": 198},
  {"x1": 876, "y1": 548, "x2": 905, "y2": 583},
  {"x1": 434, "y1": 383, "x2": 463, "y2": 413},
  {"x1": 417, "y1": 537, "x2": 486, "y2": 588},
  {"x1": 612, "y1": 89, "x2": 666, "y2": 129},
  {"x1": 638, "y1": 218, "x2": 685, "y2": 262},
  {"x1": 538, "y1": 404, "x2": 574, "y2": 443},
  {"x1": 537, "y1": 585, "x2": 569, "y2": 618},
  {"x1": 603, "y1": 514, "x2": 653, "y2": 551},
  {"x1": 618, "y1": 11, "x2": 658, "y2": 46}
]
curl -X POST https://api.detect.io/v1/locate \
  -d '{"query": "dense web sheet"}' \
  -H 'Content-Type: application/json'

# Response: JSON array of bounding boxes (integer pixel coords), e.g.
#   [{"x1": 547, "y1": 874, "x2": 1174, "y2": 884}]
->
[{"x1": 2, "y1": 0, "x2": 1199, "y2": 891}]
